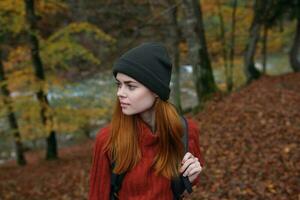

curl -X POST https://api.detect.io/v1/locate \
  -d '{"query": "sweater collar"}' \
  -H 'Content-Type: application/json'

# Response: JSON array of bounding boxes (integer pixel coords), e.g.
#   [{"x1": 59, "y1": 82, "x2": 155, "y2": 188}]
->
[{"x1": 137, "y1": 117, "x2": 159, "y2": 146}]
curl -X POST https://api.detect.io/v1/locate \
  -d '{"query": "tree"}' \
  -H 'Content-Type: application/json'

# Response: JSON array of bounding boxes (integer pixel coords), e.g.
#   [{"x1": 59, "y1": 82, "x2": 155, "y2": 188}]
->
[
  {"x1": 24, "y1": 0, "x2": 58, "y2": 160},
  {"x1": 243, "y1": 0, "x2": 300, "y2": 75},
  {"x1": 166, "y1": 0, "x2": 183, "y2": 113},
  {"x1": 216, "y1": 0, "x2": 232, "y2": 91},
  {"x1": 0, "y1": 0, "x2": 28, "y2": 166},
  {"x1": 289, "y1": 0, "x2": 300, "y2": 72},
  {"x1": 228, "y1": 0, "x2": 238, "y2": 91},
  {"x1": 0, "y1": 48, "x2": 26, "y2": 166},
  {"x1": 262, "y1": 23, "x2": 269, "y2": 74},
  {"x1": 243, "y1": 0, "x2": 264, "y2": 83},
  {"x1": 181, "y1": 0, "x2": 217, "y2": 106},
  {"x1": 3, "y1": 15, "x2": 115, "y2": 147}
]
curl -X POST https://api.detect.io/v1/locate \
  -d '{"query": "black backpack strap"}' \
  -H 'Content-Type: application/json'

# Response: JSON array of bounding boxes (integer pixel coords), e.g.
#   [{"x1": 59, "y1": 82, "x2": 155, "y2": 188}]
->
[
  {"x1": 171, "y1": 116, "x2": 193, "y2": 200},
  {"x1": 181, "y1": 116, "x2": 188, "y2": 153},
  {"x1": 110, "y1": 162, "x2": 126, "y2": 200},
  {"x1": 180, "y1": 117, "x2": 193, "y2": 193}
]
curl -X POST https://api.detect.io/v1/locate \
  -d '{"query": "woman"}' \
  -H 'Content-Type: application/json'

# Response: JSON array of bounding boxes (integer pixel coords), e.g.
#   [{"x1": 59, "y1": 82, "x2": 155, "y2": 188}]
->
[{"x1": 89, "y1": 42, "x2": 204, "y2": 200}]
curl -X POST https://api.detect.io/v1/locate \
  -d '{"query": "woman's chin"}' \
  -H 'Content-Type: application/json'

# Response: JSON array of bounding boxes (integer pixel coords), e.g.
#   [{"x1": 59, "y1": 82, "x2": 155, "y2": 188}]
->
[{"x1": 121, "y1": 109, "x2": 135, "y2": 116}]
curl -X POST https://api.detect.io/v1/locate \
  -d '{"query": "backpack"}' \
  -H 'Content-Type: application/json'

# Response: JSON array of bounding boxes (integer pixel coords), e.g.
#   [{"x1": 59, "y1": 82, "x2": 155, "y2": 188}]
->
[{"x1": 109, "y1": 116, "x2": 193, "y2": 200}]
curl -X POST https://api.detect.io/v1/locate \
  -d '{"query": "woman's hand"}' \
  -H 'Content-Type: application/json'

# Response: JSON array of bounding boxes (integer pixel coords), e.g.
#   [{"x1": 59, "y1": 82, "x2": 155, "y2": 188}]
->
[{"x1": 180, "y1": 152, "x2": 203, "y2": 183}]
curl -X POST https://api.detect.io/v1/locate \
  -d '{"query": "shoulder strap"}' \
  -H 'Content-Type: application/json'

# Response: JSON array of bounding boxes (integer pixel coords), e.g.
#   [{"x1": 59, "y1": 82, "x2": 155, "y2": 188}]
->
[
  {"x1": 110, "y1": 162, "x2": 126, "y2": 200},
  {"x1": 180, "y1": 116, "x2": 188, "y2": 153},
  {"x1": 171, "y1": 116, "x2": 193, "y2": 200}
]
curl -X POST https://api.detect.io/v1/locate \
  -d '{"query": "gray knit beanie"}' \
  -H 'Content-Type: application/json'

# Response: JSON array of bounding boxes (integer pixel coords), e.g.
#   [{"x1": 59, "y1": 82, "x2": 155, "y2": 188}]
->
[{"x1": 113, "y1": 42, "x2": 172, "y2": 101}]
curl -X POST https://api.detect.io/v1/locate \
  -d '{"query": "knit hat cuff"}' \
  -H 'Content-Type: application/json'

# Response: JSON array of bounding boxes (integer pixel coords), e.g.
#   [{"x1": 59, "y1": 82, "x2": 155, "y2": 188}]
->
[{"x1": 113, "y1": 58, "x2": 170, "y2": 100}]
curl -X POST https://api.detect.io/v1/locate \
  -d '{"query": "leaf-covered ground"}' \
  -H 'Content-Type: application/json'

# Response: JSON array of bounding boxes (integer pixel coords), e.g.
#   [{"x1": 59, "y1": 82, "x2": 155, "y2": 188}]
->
[
  {"x1": 190, "y1": 73, "x2": 300, "y2": 200},
  {"x1": 0, "y1": 73, "x2": 299, "y2": 200}
]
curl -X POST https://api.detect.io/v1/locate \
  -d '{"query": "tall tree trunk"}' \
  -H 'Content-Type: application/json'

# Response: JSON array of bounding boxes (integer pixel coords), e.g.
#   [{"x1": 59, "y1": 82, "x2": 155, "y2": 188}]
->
[
  {"x1": 182, "y1": 0, "x2": 217, "y2": 105},
  {"x1": 262, "y1": 24, "x2": 269, "y2": 74},
  {"x1": 289, "y1": 1, "x2": 300, "y2": 72},
  {"x1": 167, "y1": 0, "x2": 182, "y2": 113},
  {"x1": 0, "y1": 49, "x2": 27, "y2": 166},
  {"x1": 216, "y1": 0, "x2": 230, "y2": 91},
  {"x1": 228, "y1": 0, "x2": 237, "y2": 92},
  {"x1": 244, "y1": 0, "x2": 262, "y2": 83},
  {"x1": 24, "y1": 0, "x2": 58, "y2": 160}
]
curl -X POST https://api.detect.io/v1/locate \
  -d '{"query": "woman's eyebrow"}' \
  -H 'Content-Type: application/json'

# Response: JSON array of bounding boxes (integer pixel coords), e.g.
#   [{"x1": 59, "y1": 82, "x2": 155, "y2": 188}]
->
[
  {"x1": 124, "y1": 81, "x2": 137, "y2": 84},
  {"x1": 115, "y1": 78, "x2": 137, "y2": 84}
]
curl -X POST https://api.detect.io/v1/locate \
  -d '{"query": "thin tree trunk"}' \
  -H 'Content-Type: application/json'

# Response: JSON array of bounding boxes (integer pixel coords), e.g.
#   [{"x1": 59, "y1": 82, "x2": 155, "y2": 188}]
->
[
  {"x1": 216, "y1": 0, "x2": 229, "y2": 91},
  {"x1": 228, "y1": 0, "x2": 237, "y2": 92},
  {"x1": 0, "y1": 49, "x2": 27, "y2": 166},
  {"x1": 262, "y1": 24, "x2": 269, "y2": 74},
  {"x1": 244, "y1": 22, "x2": 261, "y2": 82},
  {"x1": 24, "y1": 0, "x2": 58, "y2": 160},
  {"x1": 182, "y1": 0, "x2": 217, "y2": 106},
  {"x1": 244, "y1": 0, "x2": 261, "y2": 83},
  {"x1": 167, "y1": 0, "x2": 182, "y2": 113},
  {"x1": 289, "y1": 1, "x2": 300, "y2": 72}
]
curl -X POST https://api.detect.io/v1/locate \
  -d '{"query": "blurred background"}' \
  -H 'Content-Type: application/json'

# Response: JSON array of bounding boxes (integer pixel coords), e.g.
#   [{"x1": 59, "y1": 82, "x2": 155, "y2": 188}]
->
[{"x1": 0, "y1": 0, "x2": 299, "y2": 199}]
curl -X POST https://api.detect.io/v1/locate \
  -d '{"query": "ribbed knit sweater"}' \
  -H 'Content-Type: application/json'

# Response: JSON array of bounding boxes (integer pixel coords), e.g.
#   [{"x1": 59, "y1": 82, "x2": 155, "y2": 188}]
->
[{"x1": 88, "y1": 118, "x2": 204, "y2": 200}]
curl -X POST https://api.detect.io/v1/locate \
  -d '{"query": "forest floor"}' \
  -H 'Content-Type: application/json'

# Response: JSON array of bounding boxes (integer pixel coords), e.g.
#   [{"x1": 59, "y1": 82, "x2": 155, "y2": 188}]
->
[{"x1": 0, "y1": 72, "x2": 299, "y2": 200}]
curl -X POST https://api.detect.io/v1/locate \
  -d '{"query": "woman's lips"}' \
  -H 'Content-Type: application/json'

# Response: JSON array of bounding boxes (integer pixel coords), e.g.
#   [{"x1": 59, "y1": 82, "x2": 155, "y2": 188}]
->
[{"x1": 120, "y1": 102, "x2": 130, "y2": 107}]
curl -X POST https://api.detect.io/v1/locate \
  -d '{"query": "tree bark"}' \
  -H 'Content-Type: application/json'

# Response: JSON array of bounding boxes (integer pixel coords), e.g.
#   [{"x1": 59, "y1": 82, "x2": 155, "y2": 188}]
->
[
  {"x1": 181, "y1": 0, "x2": 217, "y2": 105},
  {"x1": 0, "y1": 49, "x2": 27, "y2": 166},
  {"x1": 167, "y1": 0, "x2": 182, "y2": 113},
  {"x1": 289, "y1": 1, "x2": 300, "y2": 72},
  {"x1": 24, "y1": 0, "x2": 58, "y2": 160},
  {"x1": 228, "y1": 0, "x2": 237, "y2": 92},
  {"x1": 244, "y1": 0, "x2": 262, "y2": 83},
  {"x1": 216, "y1": 0, "x2": 230, "y2": 91},
  {"x1": 262, "y1": 24, "x2": 269, "y2": 74}
]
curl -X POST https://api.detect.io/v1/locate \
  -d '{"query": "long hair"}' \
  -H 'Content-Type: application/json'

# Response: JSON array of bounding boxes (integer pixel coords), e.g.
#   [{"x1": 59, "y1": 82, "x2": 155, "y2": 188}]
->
[{"x1": 104, "y1": 98, "x2": 184, "y2": 178}]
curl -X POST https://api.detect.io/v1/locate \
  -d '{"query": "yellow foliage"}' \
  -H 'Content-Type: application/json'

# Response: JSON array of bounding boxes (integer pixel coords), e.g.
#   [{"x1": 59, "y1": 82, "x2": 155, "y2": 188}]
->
[
  {"x1": 36, "y1": 0, "x2": 68, "y2": 15},
  {"x1": 46, "y1": 74, "x2": 66, "y2": 88},
  {"x1": 53, "y1": 107, "x2": 110, "y2": 134},
  {"x1": 41, "y1": 22, "x2": 116, "y2": 70},
  {"x1": 16, "y1": 102, "x2": 46, "y2": 140},
  {"x1": 0, "y1": 0, "x2": 25, "y2": 35},
  {"x1": 3, "y1": 46, "x2": 46, "y2": 92},
  {"x1": 232, "y1": 59, "x2": 246, "y2": 88},
  {"x1": 21, "y1": 123, "x2": 46, "y2": 140},
  {"x1": 4, "y1": 46, "x2": 31, "y2": 72},
  {"x1": 0, "y1": 0, "x2": 67, "y2": 35},
  {"x1": 200, "y1": 0, "x2": 255, "y2": 61},
  {"x1": 208, "y1": 40, "x2": 223, "y2": 56},
  {"x1": 4, "y1": 21, "x2": 116, "y2": 90},
  {"x1": 0, "y1": 96, "x2": 7, "y2": 117},
  {"x1": 47, "y1": 22, "x2": 115, "y2": 44},
  {"x1": 179, "y1": 42, "x2": 189, "y2": 61},
  {"x1": 267, "y1": 27, "x2": 291, "y2": 53},
  {"x1": 8, "y1": 70, "x2": 34, "y2": 92},
  {"x1": 201, "y1": 0, "x2": 218, "y2": 15},
  {"x1": 41, "y1": 38, "x2": 101, "y2": 69},
  {"x1": 0, "y1": 0, "x2": 24, "y2": 14}
]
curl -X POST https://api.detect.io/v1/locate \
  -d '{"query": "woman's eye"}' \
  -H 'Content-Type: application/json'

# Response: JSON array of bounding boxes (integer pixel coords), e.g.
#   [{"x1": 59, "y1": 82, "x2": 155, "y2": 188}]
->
[
  {"x1": 128, "y1": 85, "x2": 136, "y2": 90},
  {"x1": 115, "y1": 82, "x2": 121, "y2": 88}
]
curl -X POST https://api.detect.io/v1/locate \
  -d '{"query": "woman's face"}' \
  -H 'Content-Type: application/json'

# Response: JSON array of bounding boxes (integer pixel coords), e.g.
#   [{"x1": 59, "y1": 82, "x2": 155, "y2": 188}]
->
[{"x1": 115, "y1": 73, "x2": 157, "y2": 115}]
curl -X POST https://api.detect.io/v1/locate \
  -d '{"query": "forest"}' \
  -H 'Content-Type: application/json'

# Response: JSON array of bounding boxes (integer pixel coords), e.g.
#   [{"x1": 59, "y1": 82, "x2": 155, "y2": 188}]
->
[{"x1": 0, "y1": 0, "x2": 299, "y2": 199}]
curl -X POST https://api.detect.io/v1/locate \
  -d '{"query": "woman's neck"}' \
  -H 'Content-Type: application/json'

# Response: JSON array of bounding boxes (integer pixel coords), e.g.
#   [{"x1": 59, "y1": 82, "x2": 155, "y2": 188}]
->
[{"x1": 139, "y1": 107, "x2": 156, "y2": 133}]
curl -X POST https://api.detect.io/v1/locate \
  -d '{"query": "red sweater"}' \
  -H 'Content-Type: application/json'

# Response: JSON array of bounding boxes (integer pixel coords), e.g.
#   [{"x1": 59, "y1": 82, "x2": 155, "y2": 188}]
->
[{"x1": 88, "y1": 118, "x2": 204, "y2": 200}]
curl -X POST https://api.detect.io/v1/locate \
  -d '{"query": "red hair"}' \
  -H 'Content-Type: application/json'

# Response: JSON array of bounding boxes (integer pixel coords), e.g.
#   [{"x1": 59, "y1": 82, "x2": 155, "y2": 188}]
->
[{"x1": 104, "y1": 98, "x2": 184, "y2": 178}]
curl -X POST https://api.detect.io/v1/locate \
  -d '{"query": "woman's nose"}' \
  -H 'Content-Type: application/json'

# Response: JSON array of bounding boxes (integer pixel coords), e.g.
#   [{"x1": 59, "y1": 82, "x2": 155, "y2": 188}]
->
[{"x1": 117, "y1": 86, "x2": 127, "y2": 98}]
